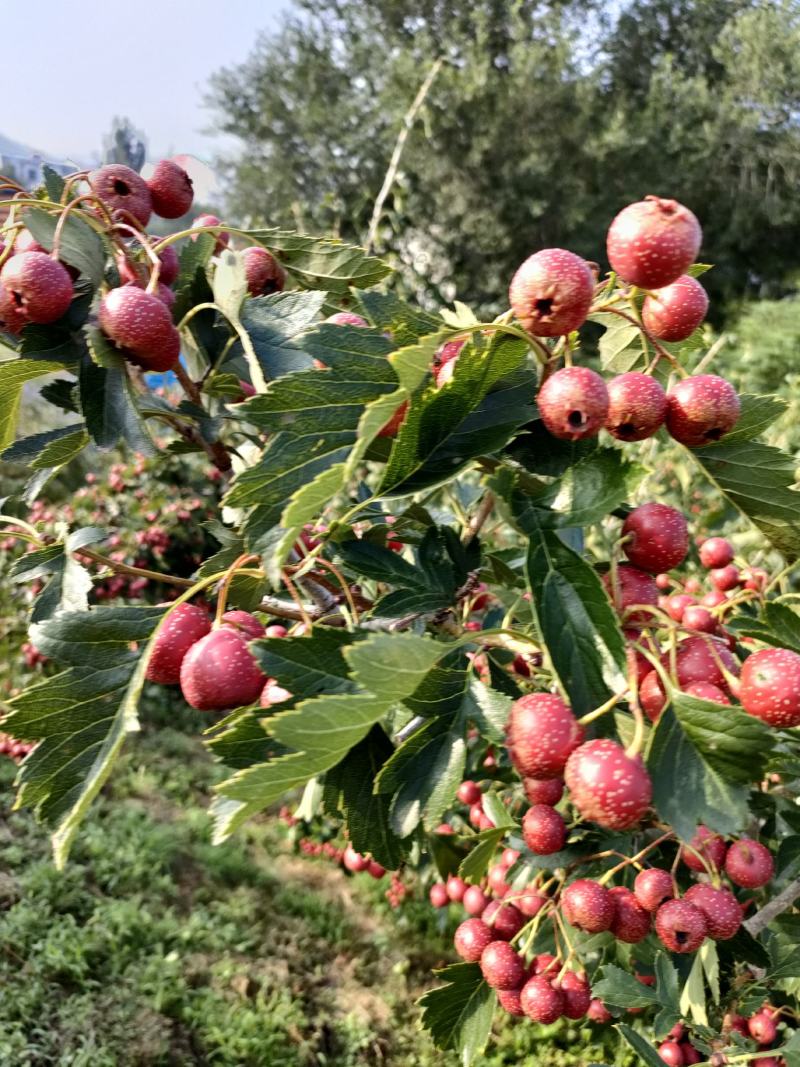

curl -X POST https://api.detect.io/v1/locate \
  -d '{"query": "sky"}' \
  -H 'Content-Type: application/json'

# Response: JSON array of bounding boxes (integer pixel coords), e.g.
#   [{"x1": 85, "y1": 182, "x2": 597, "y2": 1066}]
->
[{"x1": 3, "y1": 0, "x2": 290, "y2": 167}]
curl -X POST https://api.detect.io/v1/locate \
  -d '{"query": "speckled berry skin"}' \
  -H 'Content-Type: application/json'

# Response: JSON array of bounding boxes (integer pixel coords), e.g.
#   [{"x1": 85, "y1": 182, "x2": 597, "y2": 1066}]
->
[
  {"x1": 520, "y1": 975, "x2": 566, "y2": 1023},
  {"x1": 191, "y1": 214, "x2": 229, "y2": 255},
  {"x1": 0, "y1": 284, "x2": 30, "y2": 333},
  {"x1": 682, "y1": 605, "x2": 716, "y2": 633},
  {"x1": 457, "y1": 780, "x2": 482, "y2": 805},
  {"x1": 509, "y1": 248, "x2": 594, "y2": 337},
  {"x1": 497, "y1": 987, "x2": 525, "y2": 1016},
  {"x1": 537, "y1": 366, "x2": 610, "y2": 441},
  {"x1": 482, "y1": 900, "x2": 525, "y2": 940},
  {"x1": 0, "y1": 252, "x2": 73, "y2": 324},
  {"x1": 665, "y1": 635, "x2": 738, "y2": 690},
  {"x1": 623, "y1": 503, "x2": 689, "y2": 573},
  {"x1": 657, "y1": 1040, "x2": 685, "y2": 1066},
  {"x1": 642, "y1": 275, "x2": 708, "y2": 342},
  {"x1": 724, "y1": 838, "x2": 774, "y2": 888},
  {"x1": 462, "y1": 885, "x2": 489, "y2": 916},
  {"x1": 480, "y1": 941, "x2": 527, "y2": 990},
  {"x1": 326, "y1": 311, "x2": 368, "y2": 327},
  {"x1": 748, "y1": 1011, "x2": 778, "y2": 1046},
  {"x1": 666, "y1": 374, "x2": 740, "y2": 447},
  {"x1": 603, "y1": 564, "x2": 659, "y2": 627},
  {"x1": 99, "y1": 286, "x2": 181, "y2": 372},
  {"x1": 179, "y1": 627, "x2": 266, "y2": 711},
  {"x1": 684, "y1": 884, "x2": 742, "y2": 940},
  {"x1": 242, "y1": 246, "x2": 286, "y2": 296},
  {"x1": 607, "y1": 196, "x2": 701, "y2": 289},
  {"x1": 446, "y1": 876, "x2": 467, "y2": 902},
  {"x1": 684, "y1": 681, "x2": 730, "y2": 704},
  {"x1": 145, "y1": 603, "x2": 211, "y2": 685},
  {"x1": 699, "y1": 537, "x2": 734, "y2": 569},
  {"x1": 221, "y1": 610, "x2": 266, "y2": 639},
  {"x1": 711, "y1": 564, "x2": 740, "y2": 592},
  {"x1": 633, "y1": 868, "x2": 674, "y2": 913},
  {"x1": 605, "y1": 372, "x2": 668, "y2": 441},
  {"x1": 147, "y1": 159, "x2": 194, "y2": 218},
  {"x1": 561, "y1": 879, "x2": 615, "y2": 933},
  {"x1": 609, "y1": 886, "x2": 652, "y2": 943},
  {"x1": 564, "y1": 738, "x2": 652, "y2": 830},
  {"x1": 454, "y1": 918, "x2": 493, "y2": 962},
  {"x1": 587, "y1": 998, "x2": 612, "y2": 1024},
  {"x1": 739, "y1": 647, "x2": 800, "y2": 727},
  {"x1": 517, "y1": 890, "x2": 547, "y2": 917},
  {"x1": 429, "y1": 882, "x2": 449, "y2": 907},
  {"x1": 640, "y1": 671, "x2": 667, "y2": 722},
  {"x1": 89, "y1": 164, "x2": 152, "y2": 227},
  {"x1": 655, "y1": 899, "x2": 708, "y2": 953},
  {"x1": 523, "y1": 776, "x2": 564, "y2": 806},
  {"x1": 152, "y1": 242, "x2": 180, "y2": 286},
  {"x1": 558, "y1": 971, "x2": 591, "y2": 1019},
  {"x1": 681, "y1": 826, "x2": 728, "y2": 873},
  {"x1": 522, "y1": 804, "x2": 567, "y2": 855},
  {"x1": 505, "y1": 693, "x2": 584, "y2": 779}
]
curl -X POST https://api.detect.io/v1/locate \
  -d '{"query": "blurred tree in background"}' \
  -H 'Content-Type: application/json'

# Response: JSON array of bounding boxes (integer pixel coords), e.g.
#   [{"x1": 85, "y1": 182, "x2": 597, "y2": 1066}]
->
[
  {"x1": 103, "y1": 116, "x2": 147, "y2": 171},
  {"x1": 206, "y1": 0, "x2": 800, "y2": 319}
]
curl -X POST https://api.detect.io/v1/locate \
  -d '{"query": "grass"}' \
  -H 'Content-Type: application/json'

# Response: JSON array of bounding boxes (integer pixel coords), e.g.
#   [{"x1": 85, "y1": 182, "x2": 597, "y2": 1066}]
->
[{"x1": 0, "y1": 702, "x2": 631, "y2": 1066}]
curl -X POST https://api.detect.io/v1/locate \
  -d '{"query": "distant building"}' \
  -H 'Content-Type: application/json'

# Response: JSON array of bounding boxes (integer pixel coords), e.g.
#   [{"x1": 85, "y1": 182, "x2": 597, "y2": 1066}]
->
[{"x1": 0, "y1": 133, "x2": 73, "y2": 191}]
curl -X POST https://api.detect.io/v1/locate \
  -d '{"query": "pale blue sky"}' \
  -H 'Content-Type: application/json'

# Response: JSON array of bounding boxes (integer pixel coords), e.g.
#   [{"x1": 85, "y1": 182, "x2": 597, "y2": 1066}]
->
[{"x1": 4, "y1": 0, "x2": 290, "y2": 165}]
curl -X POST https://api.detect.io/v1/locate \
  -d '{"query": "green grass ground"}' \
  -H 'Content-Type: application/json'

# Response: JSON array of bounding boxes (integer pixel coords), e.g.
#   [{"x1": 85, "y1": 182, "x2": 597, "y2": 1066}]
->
[{"x1": 0, "y1": 706, "x2": 628, "y2": 1066}]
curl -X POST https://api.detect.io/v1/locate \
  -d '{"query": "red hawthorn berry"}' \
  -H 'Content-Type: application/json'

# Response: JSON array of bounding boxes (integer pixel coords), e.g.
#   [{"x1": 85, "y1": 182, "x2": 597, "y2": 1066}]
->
[
  {"x1": 743, "y1": 567, "x2": 768, "y2": 593},
  {"x1": 517, "y1": 890, "x2": 547, "y2": 917},
  {"x1": 681, "y1": 826, "x2": 727, "y2": 872},
  {"x1": 609, "y1": 886, "x2": 652, "y2": 943},
  {"x1": 640, "y1": 670, "x2": 667, "y2": 722},
  {"x1": 242, "y1": 246, "x2": 286, "y2": 296},
  {"x1": 684, "y1": 884, "x2": 742, "y2": 940},
  {"x1": 657, "y1": 1041, "x2": 686, "y2": 1066},
  {"x1": 699, "y1": 537, "x2": 734, "y2": 569},
  {"x1": 604, "y1": 564, "x2": 659, "y2": 627},
  {"x1": 666, "y1": 374, "x2": 740, "y2": 448},
  {"x1": 642, "y1": 275, "x2": 709, "y2": 342},
  {"x1": 634, "y1": 868, "x2": 675, "y2": 913},
  {"x1": 145, "y1": 602, "x2": 211, "y2": 684},
  {"x1": 606, "y1": 196, "x2": 701, "y2": 289},
  {"x1": 429, "y1": 882, "x2": 449, "y2": 908},
  {"x1": 605, "y1": 371, "x2": 668, "y2": 441},
  {"x1": 682, "y1": 605, "x2": 716, "y2": 633},
  {"x1": 564, "y1": 738, "x2": 652, "y2": 830},
  {"x1": 446, "y1": 876, "x2": 467, "y2": 903},
  {"x1": 343, "y1": 845, "x2": 369, "y2": 872},
  {"x1": 666, "y1": 593, "x2": 695, "y2": 622},
  {"x1": 522, "y1": 804, "x2": 567, "y2": 855},
  {"x1": 739, "y1": 647, "x2": 800, "y2": 728},
  {"x1": 747, "y1": 1010, "x2": 778, "y2": 1046},
  {"x1": 537, "y1": 366, "x2": 609, "y2": 441},
  {"x1": 523, "y1": 776, "x2": 564, "y2": 806},
  {"x1": 561, "y1": 879, "x2": 615, "y2": 933},
  {"x1": 711, "y1": 564, "x2": 740, "y2": 592},
  {"x1": 480, "y1": 941, "x2": 527, "y2": 990},
  {"x1": 454, "y1": 918, "x2": 494, "y2": 962},
  {"x1": 684, "y1": 681, "x2": 730, "y2": 705},
  {"x1": 622, "y1": 502, "x2": 689, "y2": 574},
  {"x1": 501, "y1": 848, "x2": 521, "y2": 867},
  {"x1": 99, "y1": 286, "x2": 181, "y2": 372},
  {"x1": 680, "y1": 1044, "x2": 702, "y2": 1066},
  {"x1": 192, "y1": 214, "x2": 229, "y2": 254},
  {"x1": 723, "y1": 1013, "x2": 749, "y2": 1037},
  {"x1": 179, "y1": 627, "x2": 266, "y2": 710},
  {"x1": 0, "y1": 283, "x2": 30, "y2": 333},
  {"x1": 656, "y1": 573, "x2": 672, "y2": 590},
  {"x1": 482, "y1": 900, "x2": 525, "y2": 940},
  {"x1": 462, "y1": 885, "x2": 490, "y2": 916},
  {"x1": 468, "y1": 802, "x2": 484, "y2": 828},
  {"x1": 520, "y1": 975, "x2": 566, "y2": 1024},
  {"x1": 557, "y1": 971, "x2": 591, "y2": 1019},
  {"x1": 434, "y1": 337, "x2": 466, "y2": 386},
  {"x1": 505, "y1": 693, "x2": 584, "y2": 779},
  {"x1": 326, "y1": 311, "x2": 368, "y2": 327},
  {"x1": 89, "y1": 163, "x2": 152, "y2": 226},
  {"x1": 509, "y1": 248, "x2": 594, "y2": 336},
  {"x1": 457, "y1": 780, "x2": 482, "y2": 805},
  {"x1": 587, "y1": 998, "x2": 612, "y2": 1024},
  {"x1": 664, "y1": 635, "x2": 738, "y2": 691},
  {"x1": 724, "y1": 838, "x2": 774, "y2": 889},
  {"x1": 655, "y1": 899, "x2": 708, "y2": 953},
  {"x1": 0, "y1": 251, "x2": 74, "y2": 325},
  {"x1": 368, "y1": 860, "x2": 386, "y2": 879},
  {"x1": 497, "y1": 987, "x2": 525, "y2": 1016},
  {"x1": 533, "y1": 953, "x2": 560, "y2": 978},
  {"x1": 487, "y1": 863, "x2": 512, "y2": 897},
  {"x1": 151, "y1": 241, "x2": 180, "y2": 286},
  {"x1": 221, "y1": 610, "x2": 266, "y2": 638},
  {"x1": 147, "y1": 159, "x2": 194, "y2": 218}
]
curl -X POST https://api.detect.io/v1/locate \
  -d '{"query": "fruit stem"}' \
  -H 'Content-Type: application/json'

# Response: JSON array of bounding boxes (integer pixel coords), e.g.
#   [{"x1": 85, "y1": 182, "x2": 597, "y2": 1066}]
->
[
  {"x1": 51, "y1": 193, "x2": 114, "y2": 260},
  {"x1": 112, "y1": 223, "x2": 162, "y2": 291},
  {"x1": 598, "y1": 830, "x2": 674, "y2": 885},
  {"x1": 280, "y1": 570, "x2": 315, "y2": 630},
  {"x1": 313, "y1": 557, "x2": 361, "y2": 626},
  {"x1": 624, "y1": 659, "x2": 647, "y2": 760},
  {"x1": 578, "y1": 689, "x2": 629, "y2": 725},
  {"x1": 598, "y1": 305, "x2": 689, "y2": 377},
  {"x1": 214, "y1": 553, "x2": 259, "y2": 626},
  {"x1": 462, "y1": 491, "x2": 495, "y2": 546}
]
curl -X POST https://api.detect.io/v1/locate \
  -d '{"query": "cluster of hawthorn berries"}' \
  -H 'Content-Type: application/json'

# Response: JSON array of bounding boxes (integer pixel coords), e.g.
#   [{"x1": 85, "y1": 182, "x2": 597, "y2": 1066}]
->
[
  {"x1": 0, "y1": 158, "x2": 284, "y2": 369},
  {"x1": 0, "y1": 731, "x2": 33, "y2": 763}
]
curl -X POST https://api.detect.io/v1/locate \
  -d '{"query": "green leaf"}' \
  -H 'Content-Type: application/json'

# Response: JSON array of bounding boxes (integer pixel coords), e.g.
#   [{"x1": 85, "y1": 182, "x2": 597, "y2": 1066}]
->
[
  {"x1": 700, "y1": 939, "x2": 720, "y2": 1003},
  {"x1": 42, "y1": 164, "x2": 65, "y2": 201},
  {"x1": 244, "y1": 228, "x2": 391, "y2": 293},
  {"x1": 2, "y1": 423, "x2": 86, "y2": 466},
  {"x1": 236, "y1": 290, "x2": 327, "y2": 380},
  {"x1": 23, "y1": 207, "x2": 106, "y2": 288},
  {"x1": 249, "y1": 630, "x2": 358, "y2": 698},
  {"x1": 729, "y1": 602, "x2": 800, "y2": 655},
  {"x1": 595, "y1": 315, "x2": 642, "y2": 374},
  {"x1": 11, "y1": 527, "x2": 103, "y2": 622},
  {"x1": 524, "y1": 525, "x2": 627, "y2": 715},
  {"x1": 653, "y1": 953, "x2": 683, "y2": 1038},
  {"x1": 418, "y1": 963, "x2": 495, "y2": 1064},
  {"x1": 462, "y1": 680, "x2": 512, "y2": 742},
  {"x1": 0, "y1": 358, "x2": 67, "y2": 450},
  {"x1": 592, "y1": 965, "x2": 660, "y2": 1010},
  {"x1": 212, "y1": 248, "x2": 248, "y2": 322},
  {"x1": 78, "y1": 352, "x2": 155, "y2": 454},
  {"x1": 615, "y1": 1023, "x2": 669, "y2": 1067},
  {"x1": 210, "y1": 632, "x2": 444, "y2": 841},
  {"x1": 376, "y1": 718, "x2": 467, "y2": 837},
  {"x1": 206, "y1": 710, "x2": 287, "y2": 770},
  {"x1": 3, "y1": 605, "x2": 163, "y2": 865},
  {"x1": 721, "y1": 392, "x2": 787, "y2": 442},
  {"x1": 647, "y1": 694, "x2": 774, "y2": 841},
  {"x1": 679, "y1": 951, "x2": 707, "y2": 1026},
  {"x1": 458, "y1": 827, "x2": 507, "y2": 883},
  {"x1": 355, "y1": 291, "x2": 442, "y2": 345}
]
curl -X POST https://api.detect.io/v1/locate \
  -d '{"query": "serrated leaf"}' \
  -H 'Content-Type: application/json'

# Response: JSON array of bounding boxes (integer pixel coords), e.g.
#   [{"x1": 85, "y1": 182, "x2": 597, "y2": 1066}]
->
[
  {"x1": 78, "y1": 353, "x2": 155, "y2": 454},
  {"x1": 206, "y1": 709, "x2": 288, "y2": 770},
  {"x1": 418, "y1": 963, "x2": 495, "y2": 1064},
  {"x1": 458, "y1": 827, "x2": 506, "y2": 883},
  {"x1": 647, "y1": 694, "x2": 773, "y2": 841},
  {"x1": 3, "y1": 605, "x2": 164, "y2": 865},
  {"x1": 244, "y1": 228, "x2": 391, "y2": 293},
  {"x1": 236, "y1": 289, "x2": 327, "y2": 380},
  {"x1": 524, "y1": 524, "x2": 627, "y2": 715},
  {"x1": 615, "y1": 1023, "x2": 669, "y2": 1067},
  {"x1": 210, "y1": 632, "x2": 444, "y2": 841},
  {"x1": 249, "y1": 630, "x2": 357, "y2": 699},
  {"x1": 679, "y1": 952, "x2": 707, "y2": 1026},
  {"x1": 462, "y1": 680, "x2": 512, "y2": 742},
  {"x1": 42, "y1": 165, "x2": 65, "y2": 200},
  {"x1": 23, "y1": 207, "x2": 106, "y2": 287},
  {"x1": 596, "y1": 316, "x2": 642, "y2": 373},
  {"x1": 729, "y1": 602, "x2": 800, "y2": 655},
  {"x1": 212, "y1": 248, "x2": 248, "y2": 322},
  {"x1": 354, "y1": 290, "x2": 441, "y2": 345},
  {"x1": 593, "y1": 965, "x2": 660, "y2": 1009},
  {"x1": 0, "y1": 358, "x2": 67, "y2": 450},
  {"x1": 2, "y1": 423, "x2": 86, "y2": 465}
]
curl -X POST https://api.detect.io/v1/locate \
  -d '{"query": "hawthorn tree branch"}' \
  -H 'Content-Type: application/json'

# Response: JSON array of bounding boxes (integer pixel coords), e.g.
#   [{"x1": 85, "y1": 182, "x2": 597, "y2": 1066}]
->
[
  {"x1": 77, "y1": 549, "x2": 194, "y2": 588},
  {"x1": 463, "y1": 492, "x2": 495, "y2": 546},
  {"x1": 744, "y1": 876, "x2": 800, "y2": 937}
]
